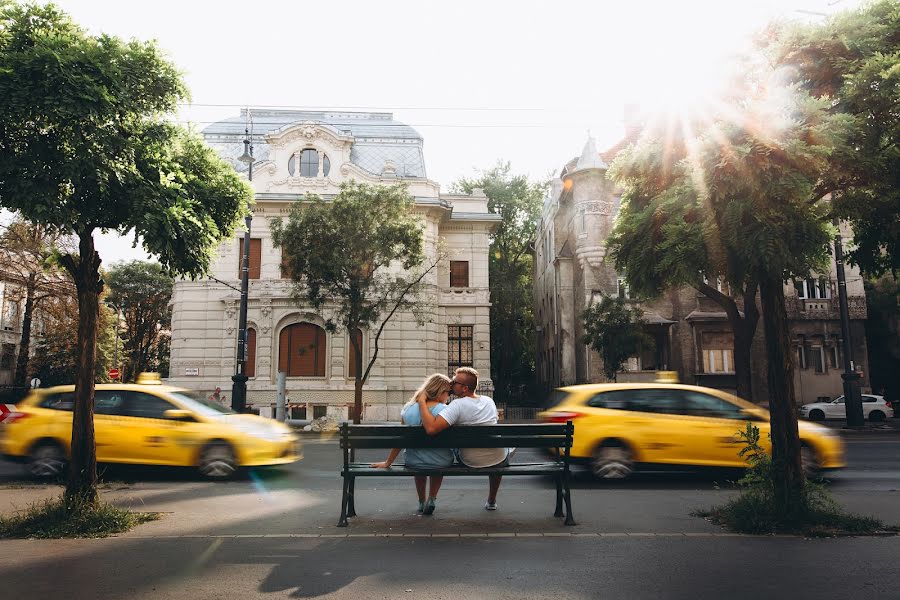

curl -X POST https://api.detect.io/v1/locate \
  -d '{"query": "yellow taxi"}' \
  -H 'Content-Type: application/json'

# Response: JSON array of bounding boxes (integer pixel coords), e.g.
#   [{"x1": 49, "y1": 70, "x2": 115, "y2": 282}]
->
[
  {"x1": 539, "y1": 382, "x2": 845, "y2": 479},
  {"x1": 0, "y1": 374, "x2": 300, "y2": 479}
]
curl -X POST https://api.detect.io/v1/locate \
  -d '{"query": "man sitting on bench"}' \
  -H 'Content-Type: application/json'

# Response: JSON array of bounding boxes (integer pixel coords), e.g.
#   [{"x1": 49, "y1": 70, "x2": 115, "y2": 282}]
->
[{"x1": 416, "y1": 367, "x2": 507, "y2": 511}]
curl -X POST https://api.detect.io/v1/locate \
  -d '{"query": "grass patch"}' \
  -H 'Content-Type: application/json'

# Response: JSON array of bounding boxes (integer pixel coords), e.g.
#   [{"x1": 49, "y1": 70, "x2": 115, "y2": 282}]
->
[
  {"x1": 694, "y1": 423, "x2": 890, "y2": 537},
  {"x1": 0, "y1": 495, "x2": 159, "y2": 539}
]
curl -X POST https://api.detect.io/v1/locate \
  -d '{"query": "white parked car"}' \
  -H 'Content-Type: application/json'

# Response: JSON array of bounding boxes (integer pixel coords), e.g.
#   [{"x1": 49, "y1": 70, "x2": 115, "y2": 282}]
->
[{"x1": 800, "y1": 395, "x2": 894, "y2": 422}]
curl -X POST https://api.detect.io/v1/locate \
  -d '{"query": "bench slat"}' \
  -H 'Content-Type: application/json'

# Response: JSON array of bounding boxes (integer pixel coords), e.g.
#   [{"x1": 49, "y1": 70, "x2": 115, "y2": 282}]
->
[
  {"x1": 342, "y1": 436, "x2": 570, "y2": 449},
  {"x1": 344, "y1": 463, "x2": 564, "y2": 476},
  {"x1": 343, "y1": 424, "x2": 568, "y2": 436}
]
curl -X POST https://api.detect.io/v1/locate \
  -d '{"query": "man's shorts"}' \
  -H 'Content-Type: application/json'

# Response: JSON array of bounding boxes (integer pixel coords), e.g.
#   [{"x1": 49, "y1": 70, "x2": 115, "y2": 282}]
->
[{"x1": 453, "y1": 448, "x2": 510, "y2": 468}]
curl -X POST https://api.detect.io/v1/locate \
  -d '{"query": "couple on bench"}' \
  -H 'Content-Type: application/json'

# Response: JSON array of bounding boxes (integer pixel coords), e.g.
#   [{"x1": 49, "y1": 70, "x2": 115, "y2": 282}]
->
[{"x1": 371, "y1": 367, "x2": 509, "y2": 515}]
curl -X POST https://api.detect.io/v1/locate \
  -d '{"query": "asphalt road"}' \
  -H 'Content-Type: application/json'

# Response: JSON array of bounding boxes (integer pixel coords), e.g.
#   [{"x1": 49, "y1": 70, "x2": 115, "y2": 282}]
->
[{"x1": 2, "y1": 436, "x2": 900, "y2": 599}]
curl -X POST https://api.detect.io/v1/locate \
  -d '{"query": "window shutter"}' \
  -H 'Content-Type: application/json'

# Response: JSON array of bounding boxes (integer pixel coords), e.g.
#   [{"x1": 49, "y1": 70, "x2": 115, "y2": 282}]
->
[
  {"x1": 245, "y1": 328, "x2": 257, "y2": 378},
  {"x1": 450, "y1": 261, "x2": 469, "y2": 287},
  {"x1": 239, "y1": 238, "x2": 262, "y2": 279}
]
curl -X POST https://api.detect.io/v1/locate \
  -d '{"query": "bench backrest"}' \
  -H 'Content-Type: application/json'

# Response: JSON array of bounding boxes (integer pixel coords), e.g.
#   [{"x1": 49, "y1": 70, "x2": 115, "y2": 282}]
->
[{"x1": 340, "y1": 422, "x2": 573, "y2": 450}]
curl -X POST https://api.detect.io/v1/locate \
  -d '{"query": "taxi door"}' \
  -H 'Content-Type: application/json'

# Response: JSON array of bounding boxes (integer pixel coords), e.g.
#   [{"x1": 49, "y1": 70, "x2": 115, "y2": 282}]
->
[
  {"x1": 119, "y1": 391, "x2": 204, "y2": 466},
  {"x1": 678, "y1": 389, "x2": 758, "y2": 467},
  {"x1": 92, "y1": 390, "x2": 136, "y2": 463}
]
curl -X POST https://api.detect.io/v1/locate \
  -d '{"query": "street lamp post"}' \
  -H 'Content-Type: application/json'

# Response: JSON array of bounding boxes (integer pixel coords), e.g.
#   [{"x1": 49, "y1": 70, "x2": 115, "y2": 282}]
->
[
  {"x1": 232, "y1": 125, "x2": 255, "y2": 413},
  {"x1": 833, "y1": 217, "x2": 864, "y2": 427}
]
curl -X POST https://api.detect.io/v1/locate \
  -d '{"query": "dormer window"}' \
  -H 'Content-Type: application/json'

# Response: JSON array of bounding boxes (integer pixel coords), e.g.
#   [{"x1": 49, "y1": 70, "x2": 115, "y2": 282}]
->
[{"x1": 288, "y1": 149, "x2": 331, "y2": 177}]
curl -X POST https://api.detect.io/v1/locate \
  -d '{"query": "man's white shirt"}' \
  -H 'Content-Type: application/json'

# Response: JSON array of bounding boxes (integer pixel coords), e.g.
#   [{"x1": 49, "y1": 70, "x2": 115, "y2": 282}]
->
[{"x1": 438, "y1": 395, "x2": 508, "y2": 467}]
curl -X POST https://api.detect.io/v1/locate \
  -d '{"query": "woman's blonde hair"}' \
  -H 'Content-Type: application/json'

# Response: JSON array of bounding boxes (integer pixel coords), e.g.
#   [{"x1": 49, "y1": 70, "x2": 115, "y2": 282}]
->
[{"x1": 402, "y1": 373, "x2": 451, "y2": 411}]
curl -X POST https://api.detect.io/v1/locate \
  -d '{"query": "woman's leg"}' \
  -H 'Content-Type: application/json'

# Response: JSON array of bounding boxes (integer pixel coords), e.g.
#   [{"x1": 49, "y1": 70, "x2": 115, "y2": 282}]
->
[
  {"x1": 428, "y1": 476, "x2": 444, "y2": 498},
  {"x1": 414, "y1": 475, "x2": 427, "y2": 502}
]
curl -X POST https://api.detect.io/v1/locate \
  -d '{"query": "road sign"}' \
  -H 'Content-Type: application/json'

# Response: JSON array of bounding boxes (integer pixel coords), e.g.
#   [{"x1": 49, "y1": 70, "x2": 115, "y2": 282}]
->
[
  {"x1": 108, "y1": 368, "x2": 120, "y2": 380},
  {"x1": 0, "y1": 404, "x2": 19, "y2": 424}
]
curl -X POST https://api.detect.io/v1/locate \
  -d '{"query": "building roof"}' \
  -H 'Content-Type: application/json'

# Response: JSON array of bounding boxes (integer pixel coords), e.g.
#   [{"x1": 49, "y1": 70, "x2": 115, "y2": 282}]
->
[{"x1": 202, "y1": 109, "x2": 427, "y2": 178}]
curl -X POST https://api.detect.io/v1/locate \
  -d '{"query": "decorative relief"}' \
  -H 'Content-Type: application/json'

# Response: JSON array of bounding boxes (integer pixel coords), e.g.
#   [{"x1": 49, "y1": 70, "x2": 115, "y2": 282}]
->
[
  {"x1": 224, "y1": 301, "x2": 237, "y2": 320},
  {"x1": 581, "y1": 200, "x2": 612, "y2": 215},
  {"x1": 575, "y1": 245, "x2": 607, "y2": 269}
]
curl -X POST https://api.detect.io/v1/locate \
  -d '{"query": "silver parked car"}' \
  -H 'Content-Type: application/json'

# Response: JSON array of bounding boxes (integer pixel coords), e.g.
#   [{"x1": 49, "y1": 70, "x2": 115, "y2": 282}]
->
[{"x1": 800, "y1": 394, "x2": 894, "y2": 422}]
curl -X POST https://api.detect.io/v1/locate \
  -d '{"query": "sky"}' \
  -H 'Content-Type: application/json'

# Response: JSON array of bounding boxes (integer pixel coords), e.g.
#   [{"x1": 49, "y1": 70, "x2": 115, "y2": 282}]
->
[{"x1": 43, "y1": 0, "x2": 861, "y2": 263}]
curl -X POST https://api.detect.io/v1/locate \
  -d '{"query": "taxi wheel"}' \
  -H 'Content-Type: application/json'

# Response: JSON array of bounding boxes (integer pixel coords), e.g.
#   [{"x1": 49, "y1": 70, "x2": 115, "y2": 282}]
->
[
  {"x1": 28, "y1": 442, "x2": 67, "y2": 479},
  {"x1": 198, "y1": 442, "x2": 237, "y2": 480},
  {"x1": 591, "y1": 443, "x2": 633, "y2": 479},
  {"x1": 800, "y1": 444, "x2": 820, "y2": 479}
]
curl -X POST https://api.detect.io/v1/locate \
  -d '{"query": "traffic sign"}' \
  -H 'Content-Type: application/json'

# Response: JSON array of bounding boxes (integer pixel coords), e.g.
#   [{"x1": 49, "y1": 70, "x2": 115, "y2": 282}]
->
[
  {"x1": 108, "y1": 368, "x2": 120, "y2": 380},
  {"x1": 0, "y1": 404, "x2": 19, "y2": 424}
]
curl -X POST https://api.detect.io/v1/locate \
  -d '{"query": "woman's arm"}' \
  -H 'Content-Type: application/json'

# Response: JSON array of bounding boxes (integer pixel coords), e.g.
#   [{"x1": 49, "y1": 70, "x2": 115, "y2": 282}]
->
[{"x1": 372, "y1": 447, "x2": 402, "y2": 468}]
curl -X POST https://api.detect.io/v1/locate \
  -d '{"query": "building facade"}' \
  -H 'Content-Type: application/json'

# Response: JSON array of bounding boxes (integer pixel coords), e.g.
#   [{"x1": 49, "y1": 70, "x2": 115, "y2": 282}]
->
[
  {"x1": 534, "y1": 136, "x2": 870, "y2": 406},
  {"x1": 167, "y1": 110, "x2": 498, "y2": 420}
]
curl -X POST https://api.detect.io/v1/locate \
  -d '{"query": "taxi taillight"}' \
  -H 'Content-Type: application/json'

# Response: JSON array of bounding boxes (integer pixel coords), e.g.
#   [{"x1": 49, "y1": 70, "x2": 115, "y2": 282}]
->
[{"x1": 542, "y1": 411, "x2": 583, "y2": 423}]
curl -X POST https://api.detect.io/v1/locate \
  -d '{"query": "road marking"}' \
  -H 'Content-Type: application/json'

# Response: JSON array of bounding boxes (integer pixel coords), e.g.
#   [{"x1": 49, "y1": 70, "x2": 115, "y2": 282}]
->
[{"x1": 116, "y1": 531, "x2": 830, "y2": 540}]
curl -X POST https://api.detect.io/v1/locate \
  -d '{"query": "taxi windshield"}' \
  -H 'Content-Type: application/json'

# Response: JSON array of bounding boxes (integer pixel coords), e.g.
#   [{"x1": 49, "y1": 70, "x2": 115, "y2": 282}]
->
[{"x1": 168, "y1": 391, "x2": 236, "y2": 417}]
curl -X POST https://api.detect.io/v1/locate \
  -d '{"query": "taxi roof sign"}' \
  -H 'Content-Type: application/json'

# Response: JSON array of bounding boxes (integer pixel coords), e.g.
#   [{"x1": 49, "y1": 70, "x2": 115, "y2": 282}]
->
[
  {"x1": 654, "y1": 371, "x2": 680, "y2": 383},
  {"x1": 135, "y1": 372, "x2": 162, "y2": 385}
]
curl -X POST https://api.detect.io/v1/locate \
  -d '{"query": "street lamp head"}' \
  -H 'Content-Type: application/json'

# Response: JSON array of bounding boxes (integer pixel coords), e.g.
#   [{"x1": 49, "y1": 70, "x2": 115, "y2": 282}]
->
[
  {"x1": 244, "y1": 213, "x2": 253, "y2": 228},
  {"x1": 237, "y1": 137, "x2": 254, "y2": 165}
]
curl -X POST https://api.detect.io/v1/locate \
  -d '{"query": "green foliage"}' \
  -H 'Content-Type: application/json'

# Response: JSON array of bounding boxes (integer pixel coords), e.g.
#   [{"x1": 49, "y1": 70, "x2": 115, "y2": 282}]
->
[
  {"x1": 581, "y1": 296, "x2": 651, "y2": 381},
  {"x1": 0, "y1": 495, "x2": 158, "y2": 539},
  {"x1": 452, "y1": 162, "x2": 547, "y2": 404},
  {"x1": 0, "y1": 2, "x2": 252, "y2": 276},
  {"x1": 104, "y1": 261, "x2": 174, "y2": 381},
  {"x1": 696, "y1": 423, "x2": 883, "y2": 536}
]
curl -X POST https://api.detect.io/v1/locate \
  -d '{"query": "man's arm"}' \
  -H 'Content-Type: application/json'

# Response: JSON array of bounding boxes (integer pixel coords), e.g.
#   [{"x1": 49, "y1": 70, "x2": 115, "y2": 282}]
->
[{"x1": 417, "y1": 397, "x2": 451, "y2": 435}]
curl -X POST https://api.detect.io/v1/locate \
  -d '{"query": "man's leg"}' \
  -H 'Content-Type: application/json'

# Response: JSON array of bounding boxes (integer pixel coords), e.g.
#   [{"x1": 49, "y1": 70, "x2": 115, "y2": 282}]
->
[{"x1": 488, "y1": 474, "x2": 502, "y2": 505}]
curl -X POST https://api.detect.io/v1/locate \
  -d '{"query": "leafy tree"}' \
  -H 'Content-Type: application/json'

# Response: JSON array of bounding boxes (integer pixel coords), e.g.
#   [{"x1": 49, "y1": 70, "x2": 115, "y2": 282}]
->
[
  {"x1": 609, "y1": 131, "x2": 761, "y2": 400},
  {"x1": 0, "y1": 219, "x2": 73, "y2": 393},
  {"x1": 0, "y1": 4, "x2": 252, "y2": 504},
  {"x1": 104, "y1": 261, "x2": 174, "y2": 382},
  {"x1": 29, "y1": 292, "x2": 116, "y2": 387},
  {"x1": 452, "y1": 162, "x2": 547, "y2": 405},
  {"x1": 606, "y1": 1, "x2": 900, "y2": 523},
  {"x1": 581, "y1": 296, "x2": 652, "y2": 381},
  {"x1": 272, "y1": 181, "x2": 437, "y2": 424},
  {"x1": 770, "y1": 0, "x2": 900, "y2": 277}
]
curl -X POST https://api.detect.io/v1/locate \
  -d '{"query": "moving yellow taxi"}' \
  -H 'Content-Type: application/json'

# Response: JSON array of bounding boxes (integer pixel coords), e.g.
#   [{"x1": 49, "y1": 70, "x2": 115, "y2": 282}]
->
[
  {"x1": 0, "y1": 374, "x2": 300, "y2": 479},
  {"x1": 539, "y1": 382, "x2": 845, "y2": 479}
]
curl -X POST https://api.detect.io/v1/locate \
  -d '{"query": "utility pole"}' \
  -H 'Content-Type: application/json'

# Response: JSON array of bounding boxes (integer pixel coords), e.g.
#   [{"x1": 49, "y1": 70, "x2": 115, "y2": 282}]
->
[
  {"x1": 232, "y1": 119, "x2": 254, "y2": 413},
  {"x1": 833, "y1": 217, "x2": 864, "y2": 428}
]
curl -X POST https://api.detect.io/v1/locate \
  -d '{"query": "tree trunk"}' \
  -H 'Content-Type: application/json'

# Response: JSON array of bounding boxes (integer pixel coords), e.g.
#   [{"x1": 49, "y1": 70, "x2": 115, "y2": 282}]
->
[
  {"x1": 352, "y1": 334, "x2": 363, "y2": 424},
  {"x1": 61, "y1": 232, "x2": 103, "y2": 506},
  {"x1": 758, "y1": 273, "x2": 805, "y2": 523},
  {"x1": 12, "y1": 280, "x2": 35, "y2": 391}
]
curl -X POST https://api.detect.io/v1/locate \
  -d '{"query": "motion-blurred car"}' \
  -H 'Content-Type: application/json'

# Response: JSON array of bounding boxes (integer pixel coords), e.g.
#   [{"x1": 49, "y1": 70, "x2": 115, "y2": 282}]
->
[
  {"x1": 799, "y1": 394, "x2": 893, "y2": 422},
  {"x1": 539, "y1": 382, "x2": 844, "y2": 479},
  {"x1": 0, "y1": 374, "x2": 300, "y2": 479}
]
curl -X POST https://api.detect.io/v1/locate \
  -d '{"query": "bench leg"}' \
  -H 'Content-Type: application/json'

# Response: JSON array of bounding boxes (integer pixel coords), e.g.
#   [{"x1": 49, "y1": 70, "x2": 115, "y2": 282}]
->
[
  {"x1": 563, "y1": 471, "x2": 576, "y2": 526},
  {"x1": 554, "y1": 474, "x2": 564, "y2": 518},
  {"x1": 337, "y1": 476, "x2": 350, "y2": 527},
  {"x1": 347, "y1": 476, "x2": 357, "y2": 518}
]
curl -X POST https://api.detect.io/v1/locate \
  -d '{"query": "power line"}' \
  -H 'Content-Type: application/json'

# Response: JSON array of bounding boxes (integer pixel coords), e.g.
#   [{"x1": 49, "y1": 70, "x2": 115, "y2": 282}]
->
[{"x1": 177, "y1": 102, "x2": 545, "y2": 112}]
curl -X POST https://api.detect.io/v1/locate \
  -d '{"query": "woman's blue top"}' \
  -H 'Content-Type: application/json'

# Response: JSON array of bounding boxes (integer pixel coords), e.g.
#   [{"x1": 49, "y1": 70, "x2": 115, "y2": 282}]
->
[{"x1": 402, "y1": 402, "x2": 454, "y2": 469}]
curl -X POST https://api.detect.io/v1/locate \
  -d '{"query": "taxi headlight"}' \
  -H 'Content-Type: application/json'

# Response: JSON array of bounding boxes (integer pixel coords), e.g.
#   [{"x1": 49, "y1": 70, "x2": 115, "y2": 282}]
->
[{"x1": 231, "y1": 423, "x2": 290, "y2": 442}]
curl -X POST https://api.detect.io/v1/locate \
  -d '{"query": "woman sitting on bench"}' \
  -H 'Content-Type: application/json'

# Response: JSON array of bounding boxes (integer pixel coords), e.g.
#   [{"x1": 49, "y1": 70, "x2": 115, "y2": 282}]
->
[{"x1": 371, "y1": 373, "x2": 453, "y2": 515}]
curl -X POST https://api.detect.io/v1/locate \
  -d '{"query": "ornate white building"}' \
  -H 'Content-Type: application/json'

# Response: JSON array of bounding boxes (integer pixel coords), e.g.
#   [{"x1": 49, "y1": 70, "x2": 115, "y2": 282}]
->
[{"x1": 167, "y1": 110, "x2": 498, "y2": 419}]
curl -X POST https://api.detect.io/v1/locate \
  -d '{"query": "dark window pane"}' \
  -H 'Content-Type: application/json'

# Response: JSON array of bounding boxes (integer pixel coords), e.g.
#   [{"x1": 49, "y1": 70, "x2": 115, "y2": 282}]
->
[
  {"x1": 94, "y1": 390, "x2": 126, "y2": 415},
  {"x1": 322, "y1": 154, "x2": 330, "y2": 177},
  {"x1": 121, "y1": 392, "x2": 176, "y2": 419},
  {"x1": 300, "y1": 149, "x2": 318, "y2": 177},
  {"x1": 313, "y1": 405, "x2": 327, "y2": 419},
  {"x1": 680, "y1": 391, "x2": 744, "y2": 419},
  {"x1": 447, "y1": 324, "x2": 474, "y2": 375},
  {"x1": 40, "y1": 392, "x2": 74, "y2": 411},
  {"x1": 587, "y1": 390, "x2": 630, "y2": 410},
  {"x1": 288, "y1": 154, "x2": 296, "y2": 176}
]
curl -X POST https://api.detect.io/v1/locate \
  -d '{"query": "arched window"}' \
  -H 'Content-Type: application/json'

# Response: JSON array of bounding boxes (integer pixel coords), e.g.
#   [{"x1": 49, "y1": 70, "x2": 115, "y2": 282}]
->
[
  {"x1": 347, "y1": 328, "x2": 363, "y2": 378},
  {"x1": 245, "y1": 327, "x2": 257, "y2": 378},
  {"x1": 288, "y1": 149, "x2": 330, "y2": 178},
  {"x1": 278, "y1": 323, "x2": 327, "y2": 377},
  {"x1": 300, "y1": 149, "x2": 318, "y2": 177}
]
